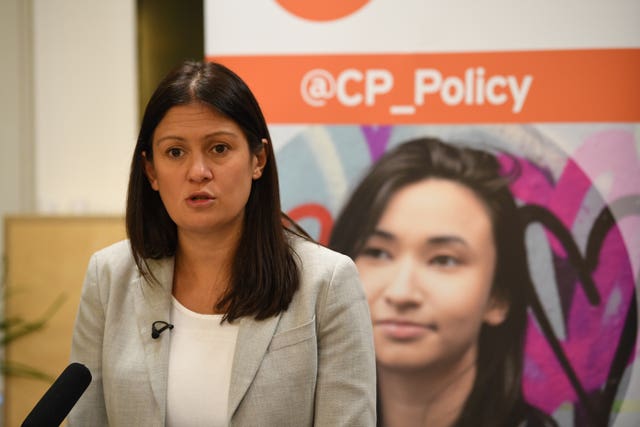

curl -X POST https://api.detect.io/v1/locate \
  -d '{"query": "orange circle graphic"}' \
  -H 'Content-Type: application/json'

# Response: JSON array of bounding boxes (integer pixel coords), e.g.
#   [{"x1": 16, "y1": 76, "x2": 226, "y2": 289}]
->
[{"x1": 276, "y1": 0, "x2": 370, "y2": 22}]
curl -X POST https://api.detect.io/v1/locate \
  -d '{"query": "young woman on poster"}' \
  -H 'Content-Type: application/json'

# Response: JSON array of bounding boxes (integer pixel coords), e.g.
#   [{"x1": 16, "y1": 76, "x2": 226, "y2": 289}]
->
[
  {"x1": 68, "y1": 60, "x2": 376, "y2": 426},
  {"x1": 330, "y1": 137, "x2": 556, "y2": 427}
]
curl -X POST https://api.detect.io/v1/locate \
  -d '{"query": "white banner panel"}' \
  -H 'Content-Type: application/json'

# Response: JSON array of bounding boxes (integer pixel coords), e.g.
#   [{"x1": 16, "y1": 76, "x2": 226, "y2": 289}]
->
[{"x1": 205, "y1": 0, "x2": 640, "y2": 54}]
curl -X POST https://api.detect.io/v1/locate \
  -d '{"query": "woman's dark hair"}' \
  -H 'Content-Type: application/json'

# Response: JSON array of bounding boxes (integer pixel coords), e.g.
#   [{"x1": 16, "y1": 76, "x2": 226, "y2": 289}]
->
[
  {"x1": 330, "y1": 137, "x2": 544, "y2": 426},
  {"x1": 126, "y1": 60, "x2": 302, "y2": 322}
]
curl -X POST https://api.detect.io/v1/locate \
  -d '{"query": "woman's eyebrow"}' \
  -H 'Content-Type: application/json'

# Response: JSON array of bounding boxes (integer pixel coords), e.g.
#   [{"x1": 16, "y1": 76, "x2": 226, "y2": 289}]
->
[
  {"x1": 371, "y1": 229, "x2": 467, "y2": 247},
  {"x1": 154, "y1": 130, "x2": 239, "y2": 145},
  {"x1": 154, "y1": 135, "x2": 185, "y2": 145},
  {"x1": 426, "y1": 235, "x2": 468, "y2": 247},
  {"x1": 370, "y1": 229, "x2": 395, "y2": 241},
  {"x1": 202, "y1": 130, "x2": 240, "y2": 140}
]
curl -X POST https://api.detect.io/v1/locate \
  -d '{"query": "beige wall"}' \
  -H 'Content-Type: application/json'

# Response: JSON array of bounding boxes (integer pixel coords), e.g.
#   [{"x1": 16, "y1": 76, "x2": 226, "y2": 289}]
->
[{"x1": 3, "y1": 217, "x2": 126, "y2": 427}]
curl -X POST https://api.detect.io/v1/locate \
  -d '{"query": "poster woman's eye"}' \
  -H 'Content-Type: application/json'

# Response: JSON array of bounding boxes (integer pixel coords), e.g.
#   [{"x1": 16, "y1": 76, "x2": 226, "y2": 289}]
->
[
  {"x1": 360, "y1": 246, "x2": 392, "y2": 261},
  {"x1": 429, "y1": 255, "x2": 460, "y2": 267}
]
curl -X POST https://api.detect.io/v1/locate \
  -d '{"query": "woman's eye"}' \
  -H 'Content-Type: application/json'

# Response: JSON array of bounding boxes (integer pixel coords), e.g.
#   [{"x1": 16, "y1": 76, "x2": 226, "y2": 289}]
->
[
  {"x1": 360, "y1": 247, "x2": 392, "y2": 260},
  {"x1": 167, "y1": 148, "x2": 183, "y2": 158},
  {"x1": 429, "y1": 255, "x2": 459, "y2": 267},
  {"x1": 212, "y1": 144, "x2": 228, "y2": 154}
]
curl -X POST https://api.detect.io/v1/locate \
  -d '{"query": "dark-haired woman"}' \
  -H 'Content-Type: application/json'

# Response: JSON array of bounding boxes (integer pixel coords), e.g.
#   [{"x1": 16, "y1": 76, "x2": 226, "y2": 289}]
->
[
  {"x1": 330, "y1": 137, "x2": 556, "y2": 427},
  {"x1": 69, "y1": 61, "x2": 376, "y2": 426}
]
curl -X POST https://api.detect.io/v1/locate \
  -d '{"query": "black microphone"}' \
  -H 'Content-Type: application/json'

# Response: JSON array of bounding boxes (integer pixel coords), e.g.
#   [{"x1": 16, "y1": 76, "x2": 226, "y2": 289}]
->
[
  {"x1": 22, "y1": 362, "x2": 91, "y2": 427},
  {"x1": 151, "y1": 320, "x2": 174, "y2": 339}
]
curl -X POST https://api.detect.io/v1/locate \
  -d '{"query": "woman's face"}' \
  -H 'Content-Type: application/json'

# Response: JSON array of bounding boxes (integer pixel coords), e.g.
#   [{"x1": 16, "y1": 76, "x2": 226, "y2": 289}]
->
[
  {"x1": 144, "y1": 102, "x2": 266, "y2": 238},
  {"x1": 355, "y1": 178, "x2": 507, "y2": 373}
]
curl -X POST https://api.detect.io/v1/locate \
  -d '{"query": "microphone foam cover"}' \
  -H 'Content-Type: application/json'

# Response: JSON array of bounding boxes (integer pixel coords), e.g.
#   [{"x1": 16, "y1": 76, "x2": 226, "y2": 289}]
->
[{"x1": 22, "y1": 362, "x2": 92, "y2": 427}]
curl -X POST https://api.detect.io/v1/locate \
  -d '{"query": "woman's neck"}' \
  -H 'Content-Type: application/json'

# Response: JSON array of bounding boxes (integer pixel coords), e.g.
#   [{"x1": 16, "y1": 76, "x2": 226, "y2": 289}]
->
[
  {"x1": 172, "y1": 227, "x2": 241, "y2": 314},
  {"x1": 377, "y1": 356, "x2": 476, "y2": 427}
]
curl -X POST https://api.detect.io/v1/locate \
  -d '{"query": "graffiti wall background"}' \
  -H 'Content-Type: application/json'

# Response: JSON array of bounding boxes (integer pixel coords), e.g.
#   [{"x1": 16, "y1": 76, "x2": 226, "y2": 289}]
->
[{"x1": 205, "y1": 1, "x2": 640, "y2": 424}]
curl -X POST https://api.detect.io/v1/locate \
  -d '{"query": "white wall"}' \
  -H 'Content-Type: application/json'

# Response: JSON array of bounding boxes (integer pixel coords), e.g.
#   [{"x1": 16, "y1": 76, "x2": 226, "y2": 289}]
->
[
  {"x1": 1, "y1": 0, "x2": 137, "y2": 225},
  {"x1": 0, "y1": 0, "x2": 35, "y2": 260},
  {"x1": 32, "y1": 0, "x2": 138, "y2": 215}
]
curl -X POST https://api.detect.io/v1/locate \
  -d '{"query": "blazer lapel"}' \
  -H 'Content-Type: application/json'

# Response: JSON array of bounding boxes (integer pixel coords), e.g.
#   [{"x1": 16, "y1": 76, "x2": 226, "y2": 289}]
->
[
  {"x1": 133, "y1": 257, "x2": 174, "y2": 421},
  {"x1": 227, "y1": 313, "x2": 282, "y2": 418}
]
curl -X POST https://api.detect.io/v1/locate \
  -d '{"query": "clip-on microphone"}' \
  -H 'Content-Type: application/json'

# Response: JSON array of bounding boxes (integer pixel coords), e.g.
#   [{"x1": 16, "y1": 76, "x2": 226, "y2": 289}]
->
[{"x1": 151, "y1": 320, "x2": 174, "y2": 339}]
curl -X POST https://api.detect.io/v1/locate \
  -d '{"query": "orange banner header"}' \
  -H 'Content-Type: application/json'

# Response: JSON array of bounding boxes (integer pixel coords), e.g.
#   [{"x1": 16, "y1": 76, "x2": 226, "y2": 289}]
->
[{"x1": 207, "y1": 49, "x2": 640, "y2": 124}]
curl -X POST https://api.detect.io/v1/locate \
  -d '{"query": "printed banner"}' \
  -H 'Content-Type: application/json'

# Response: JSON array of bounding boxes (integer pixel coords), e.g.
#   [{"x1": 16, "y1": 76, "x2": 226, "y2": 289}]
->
[
  {"x1": 276, "y1": 123, "x2": 639, "y2": 426},
  {"x1": 208, "y1": 50, "x2": 640, "y2": 123},
  {"x1": 206, "y1": 1, "x2": 640, "y2": 425}
]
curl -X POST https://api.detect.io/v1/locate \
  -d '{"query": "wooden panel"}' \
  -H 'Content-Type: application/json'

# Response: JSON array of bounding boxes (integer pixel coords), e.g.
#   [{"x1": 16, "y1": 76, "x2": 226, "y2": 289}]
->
[{"x1": 3, "y1": 216, "x2": 125, "y2": 427}]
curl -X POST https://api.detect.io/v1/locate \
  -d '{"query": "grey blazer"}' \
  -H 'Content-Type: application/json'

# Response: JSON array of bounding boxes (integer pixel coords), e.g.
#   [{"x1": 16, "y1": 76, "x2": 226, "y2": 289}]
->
[{"x1": 68, "y1": 237, "x2": 376, "y2": 426}]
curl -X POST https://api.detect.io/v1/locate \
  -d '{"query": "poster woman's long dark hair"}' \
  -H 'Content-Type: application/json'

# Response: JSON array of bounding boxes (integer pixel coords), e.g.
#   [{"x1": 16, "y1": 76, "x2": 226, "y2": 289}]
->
[{"x1": 330, "y1": 137, "x2": 555, "y2": 426}]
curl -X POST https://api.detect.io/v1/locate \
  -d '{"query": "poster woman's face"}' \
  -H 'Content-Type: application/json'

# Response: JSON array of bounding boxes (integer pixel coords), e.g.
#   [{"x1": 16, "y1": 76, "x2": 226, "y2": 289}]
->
[{"x1": 355, "y1": 178, "x2": 508, "y2": 372}]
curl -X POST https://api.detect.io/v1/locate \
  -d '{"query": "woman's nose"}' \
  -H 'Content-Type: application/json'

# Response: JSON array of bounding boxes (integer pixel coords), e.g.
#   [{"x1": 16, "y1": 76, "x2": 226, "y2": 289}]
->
[
  {"x1": 383, "y1": 257, "x2": 422, "y2": 308},
  {"x1": 188, "y1": 154, "x2": 213, "y2": 182}
]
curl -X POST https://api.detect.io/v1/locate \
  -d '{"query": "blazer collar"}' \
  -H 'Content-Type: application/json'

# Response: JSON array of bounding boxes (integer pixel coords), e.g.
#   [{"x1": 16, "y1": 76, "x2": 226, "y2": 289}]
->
[
  {"x1": 227, "y1": 312, "x2": 282, "y2": 419},
  {"x1": 133, "y1": 256, "x2": 174, "y2": 422}
]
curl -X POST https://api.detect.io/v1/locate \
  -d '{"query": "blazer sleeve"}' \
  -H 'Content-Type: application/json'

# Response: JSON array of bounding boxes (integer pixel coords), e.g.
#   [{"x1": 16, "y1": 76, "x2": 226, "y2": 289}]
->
[
  {"x1": 314, "y1": 255, "x2": 377, "y2": 426},
  {"x1": 68, "y1": 253, "x2": 109, "y2": 426}
]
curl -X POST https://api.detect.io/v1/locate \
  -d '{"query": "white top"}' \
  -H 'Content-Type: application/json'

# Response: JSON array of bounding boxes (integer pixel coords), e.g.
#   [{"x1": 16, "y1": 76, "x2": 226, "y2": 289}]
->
[{"x1": 166, "y1": 296, "x2": 240, "y2": 427}]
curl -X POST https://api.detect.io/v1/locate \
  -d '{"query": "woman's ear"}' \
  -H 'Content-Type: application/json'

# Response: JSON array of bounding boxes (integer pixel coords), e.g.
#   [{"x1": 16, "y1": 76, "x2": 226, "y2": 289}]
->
[
  {"x1": 142, "y1": 151, "x2": 159, "y2": 191},
  {"x1": 483, "y1": 296, "x2": 509, "y2": 326},
  {"x1": 252, "y1": 139, "x2": 268, "y2": 180}
]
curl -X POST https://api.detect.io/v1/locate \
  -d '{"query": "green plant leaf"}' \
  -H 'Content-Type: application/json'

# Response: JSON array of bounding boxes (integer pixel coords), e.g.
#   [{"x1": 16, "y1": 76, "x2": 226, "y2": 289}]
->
[
  {"x1": 1, "y1": 293, "x2": 67, "y2": 346},
  {"x1": 0, "y1": 360, "x2": 55, "y2": 382},
  {"x1": 0, "y1": 292, "x2": 67, "y2": 382}
]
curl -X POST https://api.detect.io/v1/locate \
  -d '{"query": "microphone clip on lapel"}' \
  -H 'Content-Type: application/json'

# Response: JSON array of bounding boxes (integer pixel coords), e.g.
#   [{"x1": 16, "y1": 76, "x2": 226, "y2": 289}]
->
[{"x1": 151, "y1": 320, "x2": 174, "y2": 339}]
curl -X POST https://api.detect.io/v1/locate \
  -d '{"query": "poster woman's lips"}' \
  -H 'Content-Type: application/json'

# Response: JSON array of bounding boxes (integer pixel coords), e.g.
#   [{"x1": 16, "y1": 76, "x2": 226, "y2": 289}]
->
[{"x1": 375, "y1": 319, "x2": 436, "y2": 340}]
